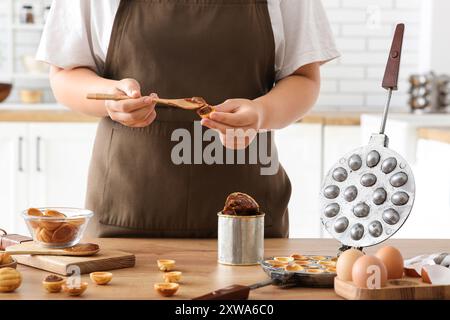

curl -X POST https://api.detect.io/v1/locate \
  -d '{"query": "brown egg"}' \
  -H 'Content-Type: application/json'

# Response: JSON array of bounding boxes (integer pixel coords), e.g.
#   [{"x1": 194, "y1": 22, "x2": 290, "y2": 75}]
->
[
  {"x1": 336, "y1": 248, "x2": 364, "y2": 281},
  {"x1": 352, "y1": 255, "x2": 387, "y2": 289},
  {"x1": 375, "y1": 246, "x2": 404, "y2": 279}
]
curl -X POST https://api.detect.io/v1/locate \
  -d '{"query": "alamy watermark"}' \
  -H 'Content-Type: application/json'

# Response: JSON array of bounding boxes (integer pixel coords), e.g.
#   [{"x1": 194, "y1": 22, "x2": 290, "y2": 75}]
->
[
  {"x1": 66, "y1": 265, "x2": 81, "y2": 288},
  {"x1": 366, "y1": 264, "x2": 383, "y2": 289},
  {"x1": 170, "y1": 121, "x2": 279, "y2": 176}
]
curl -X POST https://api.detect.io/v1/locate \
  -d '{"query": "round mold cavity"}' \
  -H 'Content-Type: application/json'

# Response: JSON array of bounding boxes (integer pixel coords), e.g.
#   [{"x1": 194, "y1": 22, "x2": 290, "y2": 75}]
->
[
  {"x1": 353, "y1": 202, "x2": 370, "y2": 218},
  {"x1": 334, "y1": 217, "x2": 349, "y2": 233},
  {"x1": 324, "y1": 185, "x2": 340, "y2": 199},
  {"x1": 343, "y1": 185, "x2": 358, "y2": 202},
  {"x1": 360, "y1": 173, "x2": 377, "y2": 187},
  {"x1": 381, "y1": 157, "x2": 397, "y2": 174},
  {"x1": 390, "y1": 172, "x2": 408, "y2": 188},
  {"x1": 366, "y1": 150, "x2": 381, "y2": 168},
  {"x1": 348, "y1": 154, "x2": 362, "y2": 171},
  {"x1": 324, "y1": 203, "x2": 340, "y2": 218},
  {"x1": 368, "y1": 221, "x2": 383, "y2": 237},
  {"x1": 382, "y1": 208, "x2": 400, "y2": 225},
  {"x1": 332, "y1": 167, "x2": 348, "y2": 182},
  {"x1": 373, "y1": 188, "x2": 387, "y2": 205},
  {"x1": 350, "y1": 223, "x2": 364, "y2": 240},
  {"x1": 392, "y1": 192, "x2": 409, "y2": 206}
]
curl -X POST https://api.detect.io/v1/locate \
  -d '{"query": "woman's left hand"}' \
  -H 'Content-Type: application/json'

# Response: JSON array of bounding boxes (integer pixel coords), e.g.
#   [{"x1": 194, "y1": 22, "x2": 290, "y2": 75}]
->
[{"x1": 201, "y1": 99, "x2": 264, "y2": 149}]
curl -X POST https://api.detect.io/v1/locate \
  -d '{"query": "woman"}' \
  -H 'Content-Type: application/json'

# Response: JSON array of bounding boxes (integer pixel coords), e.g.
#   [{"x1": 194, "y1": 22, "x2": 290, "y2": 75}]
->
[{"x1": 37, "y1": 0, "x2": 339, "y2": 238}]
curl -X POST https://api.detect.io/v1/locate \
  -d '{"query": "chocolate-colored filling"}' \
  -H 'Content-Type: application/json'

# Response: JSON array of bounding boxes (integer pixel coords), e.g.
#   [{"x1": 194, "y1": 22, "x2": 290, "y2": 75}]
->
[
  {"x1": 183, "y1": 97, "x2": 214, "y2": 118},
  {"x1": 45, "y1": 274, "x2": 63, "y2": 282},
  {"x1": 197, "y1": 105, "x2": 213, "y2": 116},
  {"x1": 222, "y1": 192, "x2": 260, "y2": 216}
]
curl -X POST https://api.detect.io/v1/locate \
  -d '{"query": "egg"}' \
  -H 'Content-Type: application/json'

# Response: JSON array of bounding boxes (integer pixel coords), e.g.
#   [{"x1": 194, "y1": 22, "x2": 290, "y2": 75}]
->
[
  {"x1": 336, "y1": 248, "x2": 365, "y2": 281},
  {"x1": 352, "y1": 255, "x2": 387, "y2": 289},
  {"x1": 375, "y1": 246, "x2": 404, "y2": 279}
]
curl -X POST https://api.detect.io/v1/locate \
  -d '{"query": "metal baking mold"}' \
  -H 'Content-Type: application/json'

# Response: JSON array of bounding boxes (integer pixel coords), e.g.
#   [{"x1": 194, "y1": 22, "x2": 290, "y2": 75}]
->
[
  {"x1": 320, "y1": 140, "x2": 415, "y2": 247},
  {"x1": 261, "y1": 255, "x2": 336, "y2": 288},
  {"x1": 320, "y1": 24, "x2": 415, "y2": 248}
]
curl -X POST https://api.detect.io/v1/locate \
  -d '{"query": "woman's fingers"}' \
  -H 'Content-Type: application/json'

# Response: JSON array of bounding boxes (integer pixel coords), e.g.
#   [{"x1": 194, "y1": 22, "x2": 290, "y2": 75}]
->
[
  {"x1": 107, "y1": 96, "x2": 154, "y2": 113},
  {"x1": 201, "y1": 118, "x2": 253, "y2": 135},
  {"x1": 214, "y1": 99, "x2": 241, "y2": 113},
  {"x1": 209, "y1": 111, "x2": 251, "y2": 127},
  {"x1": 105, "y1": 78, "x2": 158, "y2": 128},
  {"x1": 202, "y1": 118, "x2": 256, "y2": 150},
  {"x1": 201, "y1": 118, "x2": 234, "y2": 134},
  {"x1": 131, "y1": 110, "x2": 157, "y2": 128},
  {"x1": 116, "y1": 78, "x2": 142, "y2": 98},
  {"x1": 110, "y1": 104, "x2": 155, "y2": 125},
  {"x1": 212, "y1": 99, "x2": 258, "y2": 127}
]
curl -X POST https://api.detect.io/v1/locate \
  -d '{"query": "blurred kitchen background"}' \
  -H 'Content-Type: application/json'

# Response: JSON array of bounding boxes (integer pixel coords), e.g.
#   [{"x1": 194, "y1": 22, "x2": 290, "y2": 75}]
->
[{"x1": 0, "y1": 0, "x2": 449, "y2": 239}]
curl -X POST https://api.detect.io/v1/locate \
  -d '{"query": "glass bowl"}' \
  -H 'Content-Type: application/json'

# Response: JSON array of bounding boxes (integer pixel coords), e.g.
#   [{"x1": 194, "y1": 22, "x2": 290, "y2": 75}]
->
[{"x1": 22, "y1": 207, "x2": 93, "y2": 248}]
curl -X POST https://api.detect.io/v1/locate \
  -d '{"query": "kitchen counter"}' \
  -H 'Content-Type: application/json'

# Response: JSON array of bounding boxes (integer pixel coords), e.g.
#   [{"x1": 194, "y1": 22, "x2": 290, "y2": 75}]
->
[
  {"x1": 5, "y1": 238, "x2": 450, "y2": 300},
  {"x1": 361, "y1": 113, "x2": 450, "y2": 162},
  {"x1": 299, "y1": 111, "x2": 368, "y2": 125},
  {"x1": 0, "y1": 109, "x2": 366, "y2": 125},
  {"x1": 418, "y1": 127, "x2": 450, "y2": 144},
  {"x1": 0, "y1": 110, "x2": 98, "y2": 122}
]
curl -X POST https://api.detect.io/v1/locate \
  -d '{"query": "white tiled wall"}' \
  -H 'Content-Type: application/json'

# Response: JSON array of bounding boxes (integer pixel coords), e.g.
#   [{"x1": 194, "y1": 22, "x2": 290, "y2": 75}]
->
[
  {"x1": 1, "y1": 0, "x2": 425, "y2": 109},
  {"x1": 319, "y1": 0, "x2": 423, "y2": 111}
]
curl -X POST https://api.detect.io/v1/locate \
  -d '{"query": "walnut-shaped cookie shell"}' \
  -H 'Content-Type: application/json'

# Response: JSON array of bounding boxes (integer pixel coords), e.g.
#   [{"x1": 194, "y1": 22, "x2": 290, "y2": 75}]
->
[{"x1": 0, "y1": 267, "x2": 22, "y2": 292}]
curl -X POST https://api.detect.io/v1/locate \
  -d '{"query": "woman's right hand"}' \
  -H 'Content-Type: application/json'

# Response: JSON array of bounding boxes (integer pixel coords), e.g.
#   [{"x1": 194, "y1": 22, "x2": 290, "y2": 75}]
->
[{"x1": 105, "y1": 78, "x2": 157, "y2": 128}]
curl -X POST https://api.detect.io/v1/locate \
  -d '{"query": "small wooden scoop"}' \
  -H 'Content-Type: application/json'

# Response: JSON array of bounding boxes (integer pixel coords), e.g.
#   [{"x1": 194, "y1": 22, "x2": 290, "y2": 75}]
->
[
  {"x1": 87, "y1": 93, "x2": 205, "y2": 110},
  {"x1": 3, "y1": 242, "x2": 100, "y2": 257}
]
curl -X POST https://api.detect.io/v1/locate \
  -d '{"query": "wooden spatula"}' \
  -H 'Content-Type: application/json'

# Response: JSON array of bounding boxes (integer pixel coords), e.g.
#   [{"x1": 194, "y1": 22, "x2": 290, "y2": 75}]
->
[
  {"x1": 3, "y1": 242, "x2": 100, "y2": 257},
  {"x1": 87, "y1": 93, "x2": 204, "y2": 110}
]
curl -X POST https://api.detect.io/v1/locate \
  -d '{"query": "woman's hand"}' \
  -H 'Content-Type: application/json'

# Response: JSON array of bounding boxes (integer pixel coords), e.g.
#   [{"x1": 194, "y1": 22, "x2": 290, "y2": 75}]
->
[
  {"x1": 201, "y1": 99, "x2": 264, "y2": 149},
  {"x1": 105, "y1": 78, "x2": 157, "y2": 128}
]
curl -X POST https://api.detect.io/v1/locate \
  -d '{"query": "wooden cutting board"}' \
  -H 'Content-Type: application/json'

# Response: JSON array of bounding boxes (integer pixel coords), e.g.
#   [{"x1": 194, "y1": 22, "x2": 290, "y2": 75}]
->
[
  {"x1": 5, "y1": 242, "x2": 100, "y2": 256},
  {"x1": 14, "y1": 249, "x2": 135, "y2": 276},
  {"x1": 335, "y1": 277, "x2": 450, "y2": 300}
]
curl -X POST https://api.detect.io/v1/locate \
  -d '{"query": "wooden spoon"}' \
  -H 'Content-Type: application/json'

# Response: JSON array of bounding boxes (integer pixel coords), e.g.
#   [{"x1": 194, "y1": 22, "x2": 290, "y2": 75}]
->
[
  {"x1": 3, "y1": 242, "x2": 100, "y2": 257},
  {"x1": 86, "y1": 93, "x2": 203, "y2": 110}
]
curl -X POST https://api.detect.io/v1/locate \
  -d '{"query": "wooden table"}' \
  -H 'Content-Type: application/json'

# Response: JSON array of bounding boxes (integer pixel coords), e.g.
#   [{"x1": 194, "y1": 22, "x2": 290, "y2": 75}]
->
[
  {"x1": 0, "y1": 109, "x2": 367, "y2": 126},
  {"x1": 5, "y1": 238, "x2": 450, "y2": 300},
  {"x1": 418, "y1": 127, "x2": 450, "y2": 144}
]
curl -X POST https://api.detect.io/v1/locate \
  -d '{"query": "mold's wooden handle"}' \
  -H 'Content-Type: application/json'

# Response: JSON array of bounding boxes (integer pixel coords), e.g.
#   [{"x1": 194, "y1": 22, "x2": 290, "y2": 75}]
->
[
  {"x1": 382, "y1": 23, "x2": 404, "y2": 90},
  {"x1": 192, "y1": 284, "x2": 250, "y2": 300}
]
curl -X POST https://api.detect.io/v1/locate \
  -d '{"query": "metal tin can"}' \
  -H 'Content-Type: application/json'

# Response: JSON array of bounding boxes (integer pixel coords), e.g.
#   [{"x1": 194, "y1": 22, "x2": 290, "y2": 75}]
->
[{"x1": 217, "y1": 213, "x2": 264, "y2": 265}]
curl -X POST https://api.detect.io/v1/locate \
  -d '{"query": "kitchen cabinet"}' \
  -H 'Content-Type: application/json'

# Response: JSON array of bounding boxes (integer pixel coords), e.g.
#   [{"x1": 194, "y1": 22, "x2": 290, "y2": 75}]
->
[
  {"x1": 361, "y1": 114, "x2": 450, "y2": 164},
  {"x1": 395, "y1": 139, "x2": 450, "y2": 239},
  {"x1": 321, "y1": 125, "x2": 362, "y2": 238},
  {"x1": 361, "y1": 114, "x2": 450, "y2": 239},
  {"x1": 0, "y1": 122, "x2": 97, "y2": 234},
  {"x1": 323, "y1": 125, "x2": 362, "y2": 171},
  {"x1": 0, "y1": 123, "x2": 29, "y2": 234},
  {"x1": 27, "y1": 123, "x2": 97, "y2": 210},
  {"x1": 276, "y1": 123, "x2": 362, "y2": 238},
  {"x1": 275, "y1": 124, "x2": 323, "y2": 238}
]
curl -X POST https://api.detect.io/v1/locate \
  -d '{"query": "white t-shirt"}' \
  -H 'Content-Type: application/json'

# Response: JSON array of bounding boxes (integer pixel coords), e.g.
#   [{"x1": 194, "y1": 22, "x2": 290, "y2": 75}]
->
[{"x1": 37, "y1": 0, "x2": 340, "y2": 81}]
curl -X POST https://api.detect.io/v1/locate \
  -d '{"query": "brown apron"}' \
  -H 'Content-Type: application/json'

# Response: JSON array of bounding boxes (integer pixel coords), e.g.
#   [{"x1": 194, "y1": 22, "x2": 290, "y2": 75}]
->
[{"x1": 85, "y1": 0, "x2": 292, "y2": 238}]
